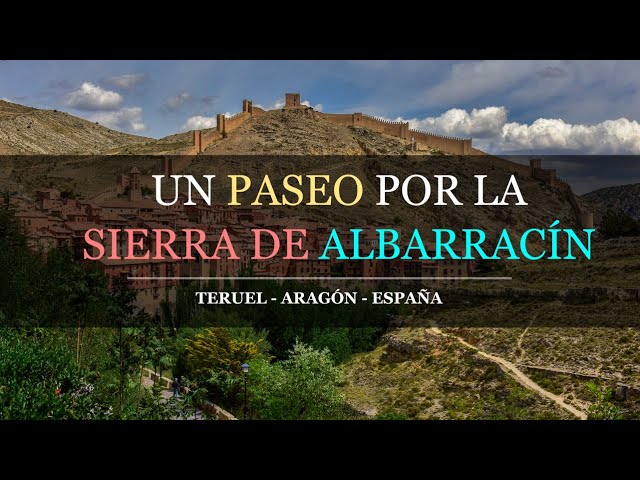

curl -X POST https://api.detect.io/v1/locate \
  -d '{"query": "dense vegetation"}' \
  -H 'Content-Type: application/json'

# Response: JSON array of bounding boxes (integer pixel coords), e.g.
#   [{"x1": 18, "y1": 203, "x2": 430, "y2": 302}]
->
[
  {"x1": 599, "y1": 208, "x2": 640, "y2": 239},
  {"x1": 0, "y1": 200, "x2": 394, "y2": 419}
]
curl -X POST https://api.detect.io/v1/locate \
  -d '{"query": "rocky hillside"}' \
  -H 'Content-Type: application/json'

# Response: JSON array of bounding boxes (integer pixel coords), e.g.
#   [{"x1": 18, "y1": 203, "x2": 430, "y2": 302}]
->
[
  {"x1": 104, "y1": 128, "x2": 220, "y2": 155},
  {"x1": 342, "y1": 235, "x2": 640, "y2": 420},
  {"x1": 0, "y1": 100, "x2": 149, "y2": 154},
  {"x1": 583, "y1": 183, "x2": 640, "y2": 220},
  {"x1": 205, "y1": 108, "x2": 412, "y2": 155},
  {"x1": 343, "y1": 329, "x2": 574, "y2": 419},
  {"x1": 0, "y1": 100, "x2": 590, "y2": 241}
]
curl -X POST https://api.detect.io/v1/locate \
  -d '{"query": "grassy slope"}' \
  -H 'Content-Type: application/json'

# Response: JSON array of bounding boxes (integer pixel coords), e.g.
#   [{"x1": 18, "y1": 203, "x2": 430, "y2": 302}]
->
[{"x1": 343, "y1": 236, "x2": 640, "y2": 418}]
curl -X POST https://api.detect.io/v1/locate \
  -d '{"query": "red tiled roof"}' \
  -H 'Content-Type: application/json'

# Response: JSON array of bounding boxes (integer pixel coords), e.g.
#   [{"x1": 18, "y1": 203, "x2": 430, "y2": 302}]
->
[{"x1": 64, "y1": 221, "x2": 102, "y2": 232}]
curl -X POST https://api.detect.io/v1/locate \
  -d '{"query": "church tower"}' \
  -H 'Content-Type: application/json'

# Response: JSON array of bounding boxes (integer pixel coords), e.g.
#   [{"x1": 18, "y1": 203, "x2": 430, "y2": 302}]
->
[{"x1": 128, "y1": 166, "x2": 141, "y2": 201}]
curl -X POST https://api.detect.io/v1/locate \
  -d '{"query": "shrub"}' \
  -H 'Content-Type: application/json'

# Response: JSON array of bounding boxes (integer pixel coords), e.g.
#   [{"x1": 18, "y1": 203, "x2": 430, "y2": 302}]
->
[
  {"x1": 586, "y1": 382, "x2": 624, "y2": 420},
  {"x1": 0, "y1": 329, "x2": 110, "y2": 419},
  {"x1": 248, "y1": 342, "x2": 345, "y2": 420},
  {"x1": 599, "y1": 209, "x2": 640, "y2": 239}
]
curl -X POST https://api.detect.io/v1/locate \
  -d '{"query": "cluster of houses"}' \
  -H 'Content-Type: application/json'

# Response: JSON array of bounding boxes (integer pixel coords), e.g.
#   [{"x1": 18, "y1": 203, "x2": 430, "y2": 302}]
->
[{"x1": 9, "y1": 167, "x2": 474, "y2": 310}]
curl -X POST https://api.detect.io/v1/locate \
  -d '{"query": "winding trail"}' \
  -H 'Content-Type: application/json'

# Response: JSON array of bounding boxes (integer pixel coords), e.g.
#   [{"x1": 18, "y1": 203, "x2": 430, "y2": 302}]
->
[
  {"x1": 426, "y1": 325, "x2": 587, "y2": 420},
  {"x1": 516, "y1": 318, "x2": 535, "y2": 361},
  {"x1": 141, "y1": 375, "x2": 206, "y2": 420}
]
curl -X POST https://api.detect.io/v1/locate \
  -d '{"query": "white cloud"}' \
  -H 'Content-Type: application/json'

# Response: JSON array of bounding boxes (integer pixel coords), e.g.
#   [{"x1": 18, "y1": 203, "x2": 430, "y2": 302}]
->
[
  {"x1": 1, "y1": 97, "x2": 12, "y2": 103},
  {"x1": 390, "y1": 106, "x2": 640, "y2": 154},
  {"x1": 91, "y1": 107, "x2": 145, "y2": 132},
  {"x1": 103, "y1": 73, "x2": 148, "y2": 90},
  {"x1": 254, "y1": 98, "x2": 322, "y2": 111},
  {"x1": 495, "y1": 117, "x2": 640, "y2": 154},
  {"x1": 403, "y1": 106, "x2": 507, "y2": 137},
  {"x1": 302, "y1": 100, "x2": 323, "y2": 111},
  {"x1": 255, "y1": 99, "x2": 285, "y2": 110},
  {"x1": 181, "y1": 115, "x2": 216, "y2": 131},
  {"x1": 164, "y1": 91, "x2": 191, "y2": 112},
  {"x1": 63, "y1": 82, "x2": 123, "y2": 111}
]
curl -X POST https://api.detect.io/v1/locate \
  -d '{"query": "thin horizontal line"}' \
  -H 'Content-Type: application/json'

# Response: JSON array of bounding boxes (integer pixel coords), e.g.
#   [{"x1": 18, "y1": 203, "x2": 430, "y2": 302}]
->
[{"x1": 128, "y1": 276, "x2": 512, "y2": 281}]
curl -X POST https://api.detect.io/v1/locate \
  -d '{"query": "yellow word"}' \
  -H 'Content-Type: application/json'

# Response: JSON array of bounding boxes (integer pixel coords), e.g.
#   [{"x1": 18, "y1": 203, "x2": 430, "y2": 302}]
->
[{"x1": 228, "y1": 174, "x2": 363, "y2": 206}]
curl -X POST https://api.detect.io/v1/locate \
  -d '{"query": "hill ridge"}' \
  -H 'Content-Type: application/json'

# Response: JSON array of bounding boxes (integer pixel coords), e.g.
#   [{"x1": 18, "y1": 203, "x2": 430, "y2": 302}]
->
[
  {"x1": 0, "y1": 99, "x2": 150, "y2": 154},
  {"x1": 583, "y1": 182, "x2": 640, "y2": 220}
]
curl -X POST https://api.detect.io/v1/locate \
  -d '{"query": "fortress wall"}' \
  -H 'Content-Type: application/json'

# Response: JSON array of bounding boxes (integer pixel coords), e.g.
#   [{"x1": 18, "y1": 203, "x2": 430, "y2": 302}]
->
[
  {"x1": 189, "y1": 130, "x2": 221, "y2": 154},
  {"x1": 532, "y1": 168, "x2": 558, "y2": 186},
  {"x1": 321, "y1": 110, "x2": 477, "y2": 156},
  {"x1": 484, "y1": 156, "x2": 531, "y2": 176},
  {"x1": 193, "y1": 130, "x2": 201, "y2": 152},
  {"x1": 201, "y1": 130, "x2": 221, "y2": 151},
  {"x1": 554, "y1": 177, "x2": 571, "y2": 192},
  {"x1": 567, "y1": 188, "x2": 594, "y2": 228},
  {"x1": 320, "y1": 110, "x2": 478, "y2": 156},
  {"x1": 193, "y1": 99, "x2": 257, "y2": 152},
  {"x1": 224, "y1": 111, "x2": 251, "y2": 133},
  {"x1": 320, "y1": 113, "x2": 354, "y2": 127},
  {"x1": 410, "y1": 129, "x2": 470, "y2": 155},
  {"x1": 359, "y1": 114, "x2": 405, "y2": 137}
]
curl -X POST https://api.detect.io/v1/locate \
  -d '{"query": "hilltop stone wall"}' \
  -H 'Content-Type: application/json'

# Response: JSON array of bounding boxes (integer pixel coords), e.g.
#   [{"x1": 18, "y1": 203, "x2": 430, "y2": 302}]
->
[
  {"x1": 318, "y1": 111, "x2": 473, "y2": 155},
  {"x1": 183, "y1": 93, "x2": 594, "y2": 226},
  {"x1": 224, "y1": 111, "x2": 252, "y2": 134},
  {"x1": 192, "y1": 93, "x2": 475, "y2": 156},
  {"x1": 408, "y1": 128, "x2": 471, "y2": 155}
]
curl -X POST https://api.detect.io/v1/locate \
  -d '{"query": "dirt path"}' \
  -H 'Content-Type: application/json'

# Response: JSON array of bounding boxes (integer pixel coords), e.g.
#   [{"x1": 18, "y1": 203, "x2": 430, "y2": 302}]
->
[
  {"x1": 141, "y1": 376, "x2": 205, "y2": 420},
  {"x1": 426, "y1": 326, "x2": 587, "y2": 420},
  {"x1": 515, "y1": 318, "x2": 535, "y2": 361}
]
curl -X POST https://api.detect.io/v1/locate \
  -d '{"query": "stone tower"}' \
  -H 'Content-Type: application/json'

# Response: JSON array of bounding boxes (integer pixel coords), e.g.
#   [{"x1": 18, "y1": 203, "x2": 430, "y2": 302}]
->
[
  {"x1": 128, "y1": 165, "x2": 141, "y2": 201},
  {"x1": 285, "y1": 93, "x2": 301, "y2": 108}
]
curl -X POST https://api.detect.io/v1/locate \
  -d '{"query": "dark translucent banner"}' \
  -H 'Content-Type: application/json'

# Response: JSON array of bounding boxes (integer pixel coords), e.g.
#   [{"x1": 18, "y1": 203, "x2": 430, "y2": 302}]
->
[{"x1": 0, "y1": 155, "x2": 638, "y2": 327}]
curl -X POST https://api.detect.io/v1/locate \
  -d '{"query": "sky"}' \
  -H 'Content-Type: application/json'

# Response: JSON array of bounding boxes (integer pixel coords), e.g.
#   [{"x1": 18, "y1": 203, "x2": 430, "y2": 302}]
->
[{"x1": 2, "y1": 60, "x2": 640, "y2": 162}]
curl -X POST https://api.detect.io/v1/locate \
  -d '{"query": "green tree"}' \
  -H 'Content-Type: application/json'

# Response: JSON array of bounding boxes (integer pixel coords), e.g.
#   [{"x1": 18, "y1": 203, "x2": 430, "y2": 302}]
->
[
  {"x1": 54, "y1": 257, "x2": 110, "y2": 365},
  {"x1": 182, "y1": 327, "x2": 261, "y2": 378},
  {"x1": 178, "y1": 327, "x2": 262, "y2": 408},
  {"x1": 599, "y1": 209, "x2": 640, "y2": 239},
  {"x1": 107, "y1": 277, "x2": 139, "y2": 417},
  {"x1": 248, "y1": 342, "x2": 345, "y2": 420},
  {"x1": 309, "y1": 327, "x2": 352, "y2": 363},
  {"x1": 229, "y1": 327, "x2": 271, "y2": 354},
  {"x1": 145, "y1": 326, "x2": 174, "y2": 383},
  {"x1": 133, "y1": 312, "x2": 170, "y2": 414}
]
